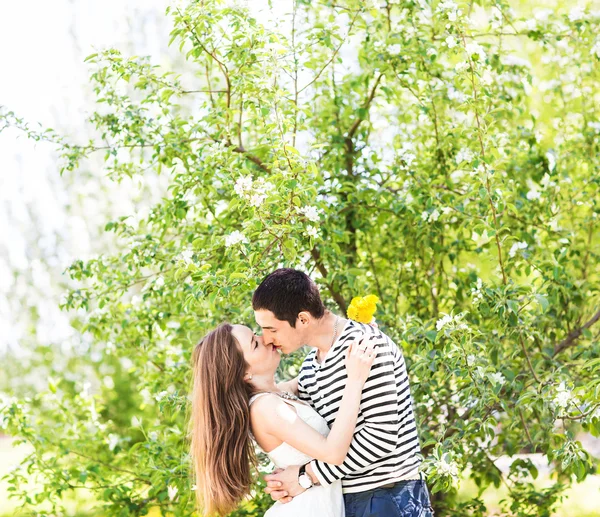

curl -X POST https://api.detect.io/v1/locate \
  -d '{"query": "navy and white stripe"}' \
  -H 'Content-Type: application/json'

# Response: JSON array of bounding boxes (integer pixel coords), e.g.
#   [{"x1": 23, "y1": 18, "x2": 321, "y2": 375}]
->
[{"x1": 299, "y1": 320, "x2": 422, "y2": 494}]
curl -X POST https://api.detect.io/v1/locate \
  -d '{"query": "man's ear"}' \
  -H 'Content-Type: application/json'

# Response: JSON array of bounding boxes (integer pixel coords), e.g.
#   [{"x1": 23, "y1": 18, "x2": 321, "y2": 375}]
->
[{"x1": 297, "y1": 311, "x2": 311, "y2": 326}]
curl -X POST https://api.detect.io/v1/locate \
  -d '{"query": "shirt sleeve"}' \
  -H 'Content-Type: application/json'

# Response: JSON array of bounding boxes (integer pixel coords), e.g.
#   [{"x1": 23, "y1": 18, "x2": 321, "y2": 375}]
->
[{"x1": 310, "y1": 330, "x2": 405, "y2": 486}]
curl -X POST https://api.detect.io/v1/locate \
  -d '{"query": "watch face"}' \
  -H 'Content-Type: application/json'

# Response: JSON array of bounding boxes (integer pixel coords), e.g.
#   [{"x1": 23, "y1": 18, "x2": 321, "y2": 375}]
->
[{"x1": 298, "y1": 474, "x2": 312, "y2": 489}]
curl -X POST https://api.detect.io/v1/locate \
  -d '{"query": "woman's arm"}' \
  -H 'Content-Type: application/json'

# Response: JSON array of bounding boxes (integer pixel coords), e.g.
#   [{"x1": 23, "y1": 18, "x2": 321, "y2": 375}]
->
[{"x1": 252, "y1": 340, "x2": 375, "y2": 465}]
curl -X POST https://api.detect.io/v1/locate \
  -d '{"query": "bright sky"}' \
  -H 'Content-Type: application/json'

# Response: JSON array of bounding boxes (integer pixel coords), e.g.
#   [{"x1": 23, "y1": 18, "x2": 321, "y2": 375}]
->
[
  {"x1": 0, "y1": 0, "x2": 171, "y2": 354},
  {"x1": 0, "y1": 0, "x2": 294, "y2": 355}
]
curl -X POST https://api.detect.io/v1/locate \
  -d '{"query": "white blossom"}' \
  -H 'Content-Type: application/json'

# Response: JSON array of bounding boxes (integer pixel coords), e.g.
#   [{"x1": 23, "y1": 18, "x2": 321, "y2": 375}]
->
[
  {"x1": 445, "y1": 36, "x2": 458, "y2": 49},
  {"x1": 437, "y1": 0, "x2": 461, "y2": 21},
  {"x1": 155, "y1": 390, "x2": 169, "y2": 402},
  {"x1": 168, "y1": 485, "x2": 178, "y2": 501},
  {"x1": 306, "y1": 225, "x2": 319, "y2": 238},
  {"x1": 81, "y1": 381, "x2": 92, "y2": 398},
  {"x1": 131, "y1": 416, "x2": 143, "y2": 428},
  {"x1": 149, "y1": 431, "x2": 158, "y2": 441},
  {"x1": 553, "y1": 382, "x2": 574, "y2": 410},
  {"x1": 470, "y1": 163, "x2": 486, "y2": 179},
  {"x1": 526, "y1": 187, "x2": 541, "y2": 201},
  {"x1": 107, "y1": 434, "x2": 119, "y2": 451},
  {"x1": 224, "y1": 230, "x2": 249, "y2": 247},
  {"x1": 436, "y1": 312, "x2": 469, "y2": 333},
  {"x1": 540, "y1": 173, "x2": 557, "y2": 189},
  {"x1": 437, "y1": 456, "x2": 459, "y2": 478},
  {"x1": 545, "y1": 152, "x2": 556, "y2": 172},
  {"x1": 591, "y1": 40, "x2": 600, "y2": 59},
  {"x1": 471, "y1": 229, "x2": 491, "y2": 247},
  {"x1": 447, "y1": 85, "x2": 469, "y2": 103},
  {"x1": 234, "y1": 175, "x2": 253, "y2": 196},
  {"x1": 481, "y1": 68, "x2": 495, "y2": 86},
  {"x1": 588, "y1": 121, "x2": 600, "y2": 132},
  {"x1": 437, "y1": 0, "x2": 457, "y2": 11},
  {"x1": 388, "y1": 43, "x2": 402, "y2": 55},
  {"x1": 455, "y1": 148, "x2": 474, "y2": 164},
  {"x1": 501, "y1": 55, "x2": 532, "y2": 68},
  {"x1": 253, "y1": 177, "x2": 274, "y2": 194},
  {"x1": 508, "y1": 241, "x2": 528, "y2": 258},
  {"x1": 398, "y1": 142, "x2": 417, "y2": 169},
  {"x1": 455, "y1": 61, "x2": 469, "y2": 72},
  {"x1": 297, "y1": 205, "x2": 321, "y2": 223},
  {"x1": 568, "y1": 7, "x2": 585, "y2": 22},
  {"x1": 422, "y1": 208, "x2": 441, "y2": 223},
  {"x1": 233, "y1": 175, "x2": 273, "y2": 208},
  {"x1": 249, "y1": 193, "x2": 267, "y2": 207},
  {"x1": 489, "y1": 372, "x2": 506, "y2": 386},
  {"x1": 534, "y1": 8, "x2": 553, "y2": 22},
  {"x1": 179, "y1": 249, "x2": 194, "y2": 265},
  {"x1": 436, "y1": 314, "x2": 453, "y2": 331},
  {"x1": 471, "y1": 278, "x2": 484, "y2": 306},
  {"x1": 465, "y1": 41, "x2": 486, "y2": 61}
]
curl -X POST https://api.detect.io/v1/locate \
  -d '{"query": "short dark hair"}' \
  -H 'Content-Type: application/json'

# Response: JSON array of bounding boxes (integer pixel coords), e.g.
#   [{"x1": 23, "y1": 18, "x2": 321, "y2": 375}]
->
[{"x1": 252, "y1": 269, "x2": 326, "y2": 327}]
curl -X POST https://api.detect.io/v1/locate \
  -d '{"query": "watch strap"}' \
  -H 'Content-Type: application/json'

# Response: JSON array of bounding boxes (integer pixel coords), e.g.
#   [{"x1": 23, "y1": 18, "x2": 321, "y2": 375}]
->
[{"x1": 298, "y1": 463, "x2": 313, "y2": 488}]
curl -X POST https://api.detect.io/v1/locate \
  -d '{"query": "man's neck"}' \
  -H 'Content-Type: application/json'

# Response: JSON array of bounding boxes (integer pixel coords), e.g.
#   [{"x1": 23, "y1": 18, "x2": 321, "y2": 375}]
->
[{"x1": 309, "y1": 311, "x2": 346, "y2": 361}]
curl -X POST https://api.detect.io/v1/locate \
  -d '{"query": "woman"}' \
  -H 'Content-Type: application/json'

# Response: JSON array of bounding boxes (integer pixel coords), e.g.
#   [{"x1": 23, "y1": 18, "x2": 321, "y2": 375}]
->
[{"x1": 190, "y1": 322, "x2": 375, "y2": 517}]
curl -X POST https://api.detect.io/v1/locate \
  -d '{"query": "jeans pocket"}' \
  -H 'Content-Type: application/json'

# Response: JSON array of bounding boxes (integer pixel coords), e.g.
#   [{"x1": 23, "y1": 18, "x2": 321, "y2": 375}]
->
[
  {"x1": 390, "y1": 492, "x2": 417, "y2": 517},
  {"x1": 391, "y1": 495, "x2": 435, "y2": 517}
]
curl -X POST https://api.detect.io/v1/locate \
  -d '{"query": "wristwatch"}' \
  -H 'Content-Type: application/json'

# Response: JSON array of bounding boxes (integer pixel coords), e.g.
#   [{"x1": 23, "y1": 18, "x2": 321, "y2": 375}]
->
[{"x1": 298, "y1": 463, "x2": 314, "y2": 490}]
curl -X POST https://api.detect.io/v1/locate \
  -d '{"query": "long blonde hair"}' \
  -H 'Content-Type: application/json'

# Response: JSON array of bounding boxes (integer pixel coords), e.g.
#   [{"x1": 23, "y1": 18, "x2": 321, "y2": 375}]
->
[{"x1": 190, "y1": 323, "x2": 257, "y2": 516}]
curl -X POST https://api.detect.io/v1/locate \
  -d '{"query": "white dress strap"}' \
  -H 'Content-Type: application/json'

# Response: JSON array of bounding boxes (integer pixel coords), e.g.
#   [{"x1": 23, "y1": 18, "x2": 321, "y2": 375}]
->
[{"x1": 249, "y1": 392, "x2": 273, "y2": 406}]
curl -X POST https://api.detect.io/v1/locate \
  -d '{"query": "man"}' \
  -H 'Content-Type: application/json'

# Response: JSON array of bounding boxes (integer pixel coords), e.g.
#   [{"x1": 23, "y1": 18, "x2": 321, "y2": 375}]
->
[{"x1": 253, "y1": 268, "x2": 433, "y2": 517}]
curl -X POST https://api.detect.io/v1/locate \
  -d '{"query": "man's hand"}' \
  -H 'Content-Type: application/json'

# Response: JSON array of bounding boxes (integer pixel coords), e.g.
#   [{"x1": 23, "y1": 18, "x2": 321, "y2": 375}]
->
[{"x1": 264, "y1": 465, "x2": 305, "y2": 504}]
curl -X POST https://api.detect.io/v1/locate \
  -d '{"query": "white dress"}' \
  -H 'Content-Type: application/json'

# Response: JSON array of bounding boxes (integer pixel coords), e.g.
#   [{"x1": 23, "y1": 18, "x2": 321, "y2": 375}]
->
[{"x1": 249, "y1": 393, "x2": 345, "y2": 517}]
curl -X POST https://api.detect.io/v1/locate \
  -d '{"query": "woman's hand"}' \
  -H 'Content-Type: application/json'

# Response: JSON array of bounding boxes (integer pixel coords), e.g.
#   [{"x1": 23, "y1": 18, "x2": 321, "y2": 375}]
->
[{"x1": 345, "y1": 339, "x2": 376, "y2": 385}]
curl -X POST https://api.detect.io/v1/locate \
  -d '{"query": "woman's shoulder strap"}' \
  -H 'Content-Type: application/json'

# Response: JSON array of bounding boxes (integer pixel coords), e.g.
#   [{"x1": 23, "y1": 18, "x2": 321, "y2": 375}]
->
[{"x1": 248, "y1": 392, "x2": 274, "y2": 407}]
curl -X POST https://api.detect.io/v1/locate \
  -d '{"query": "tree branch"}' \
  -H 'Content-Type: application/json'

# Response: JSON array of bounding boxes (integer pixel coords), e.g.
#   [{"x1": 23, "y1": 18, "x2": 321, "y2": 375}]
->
[
  {"x1": 310, "y1": 247, "x2": 348, "y2": 314},
  {"x1": 347, "y1": 73, "x2": 384, "y2": 139},
  {"x1": 297, "y1": 10, "x2": 361, "y2": 95},
  {"x1": 553, "y1": 307, "x2": 600, "y2": 356}
]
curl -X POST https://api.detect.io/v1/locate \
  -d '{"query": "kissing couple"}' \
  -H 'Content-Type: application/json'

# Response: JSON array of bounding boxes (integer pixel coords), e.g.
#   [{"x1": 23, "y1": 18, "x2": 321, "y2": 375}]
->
[{"x1": 190, "y1": 268, "x2": 434, "y2": 517}]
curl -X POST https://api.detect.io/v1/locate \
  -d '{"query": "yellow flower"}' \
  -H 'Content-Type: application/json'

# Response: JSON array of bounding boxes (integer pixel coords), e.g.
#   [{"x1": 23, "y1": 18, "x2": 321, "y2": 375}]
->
[{"x1": 347, "y1": 294, "x2": 380, "y2": 323}]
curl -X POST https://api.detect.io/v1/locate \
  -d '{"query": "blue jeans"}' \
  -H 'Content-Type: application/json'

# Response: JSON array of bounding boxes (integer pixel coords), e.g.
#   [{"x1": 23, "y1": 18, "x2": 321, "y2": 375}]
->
[{"x1": 343, "y1": 478, "x2": 434, "y2": 517}]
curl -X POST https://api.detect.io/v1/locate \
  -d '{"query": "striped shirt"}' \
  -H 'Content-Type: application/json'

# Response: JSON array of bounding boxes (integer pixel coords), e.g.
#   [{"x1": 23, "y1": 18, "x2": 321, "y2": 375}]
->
[{"x1": 298, "y1": 319, "x2": 422, "y2": 493}]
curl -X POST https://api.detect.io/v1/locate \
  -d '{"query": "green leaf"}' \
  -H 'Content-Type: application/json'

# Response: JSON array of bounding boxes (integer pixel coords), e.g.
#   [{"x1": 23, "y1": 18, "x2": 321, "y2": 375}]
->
[{"x1": 534, "y1": 294, "x2": 549, "y2": 312}]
